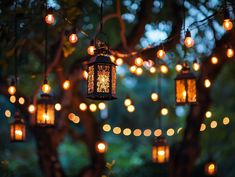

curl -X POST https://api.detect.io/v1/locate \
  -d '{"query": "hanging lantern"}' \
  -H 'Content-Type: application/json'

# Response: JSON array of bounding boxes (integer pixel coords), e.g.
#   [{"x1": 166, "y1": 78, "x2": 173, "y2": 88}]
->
[
  {"x1": 44, "y1": 8, "x2": 55, "y2": 25},
  {"x1": 223, "y1": 7, "x2": 233, "y2": 31},
  {"x1": 204, "y1": 160, "x2": 217, "y2": 176},
  {"x1": 152, "y1": 136, "x2": 170, "y2": 163},
  {"x1": 35, "y1": 93, "x2": 55, "y2": 127},
  {"x1": 96, "y1": 140, "x2": 108, "y2": 154},
  {"x1": 69, "y1": 27, "x2": 78, "y2": 44},
  {"x1": 184, "y1": 29, "x2": 194, "y2": 48},
  {"x1": 175, "y1": 62, "x2": 197, "y2": 105},
  {"x1": 10, "y1": 112, "x2": 26, "y2": 142},
  {"x1": 87, "y1": 42, "x2": 117, "y2": 100}
]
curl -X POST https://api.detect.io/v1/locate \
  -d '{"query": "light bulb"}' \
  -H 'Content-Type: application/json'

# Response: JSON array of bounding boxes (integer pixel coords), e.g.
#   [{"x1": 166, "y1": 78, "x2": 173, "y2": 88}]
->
[
  {"x1": 223, "y1": 19, "x2": 233, "y2": 31},
  {"x1": 79, "y1": 103, "x2": 87, "y2": 111},
  {"x1": 175, "y1": 64, "x2": 182, "y2": 72},
  {"x1": 69, "y1": 33, "x2": 78, "y2": 44},
  {"x1": 87, "y1": 45, "x2": 96, "y2": 55},
  {"x1": 184, "y1": 37, "x2": 194, "y2": 48},
  {"x1": 55, "y1": 103, "x2": 62, "y2": 111},
  {"x1": 151, "y1": 93, "x2": 159, "y2": 102},
  {"x1": 160, "y1": 65, "x2": 168, "y2": 74},
  {"x1": 28, "y1": 104, "x2": 36, "y2": 114},
  {"x1": 204, "y1": 79, "x2": 211, "y2": 88},
  {"x1": 157, "y1": 49, "x2": 166, "y2": 59},
  {"x1": 63, "y1": 80, "x2": 70, "y2": 90},
  {"x1": 8, "y1": 85, "x2": 16, "y2": 95},
  {"x1": 127, "y1": 105, "x2": 135, "y2": 112},
  {"x1": 45, "y1": 14, "x2": 55, "y2": 25},
  {"x1": 116, "y1": 58, "x2": 123, "y2": 66},
  {"x1": 135, "y1": 67, "x2": 143, "y2": 75},
  {"x1": 193, "y1": 60, "x2": 200, "y2": 71},
  {"x1": 226, "y1": 48, "x2": 234, "y2": 58},
  {"x1": 124, "y1": 97, "x2": 132, "y2": 107},
  {"x1": 98, "y1": 102, "x2": 106, "y2": 110},
  {"x1": 129, "y1": 65, "x2": 137, "y2": 73},
  {"x1": 149, "y1": 66, "x2": 157, "y2": 74},
  {"x1": 89, "y1": 104, "x2": 97, "y2": 112},
  {"x1": 135, "y1": 57, "x2": 143, "y2": 66},
  {"x1": 211, "y1": 56, "x2": 218, "y2": 64},
  {"x1": 42, "y1": 83, "x2": 51, "y2": 94}
]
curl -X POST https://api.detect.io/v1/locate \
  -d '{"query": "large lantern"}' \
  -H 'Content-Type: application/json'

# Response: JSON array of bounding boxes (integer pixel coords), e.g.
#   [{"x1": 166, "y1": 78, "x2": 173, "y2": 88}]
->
[
  {"x1": 175, "y1": 62, "x2": 197, "y2": 105},
  {"x1": 204, "y1": 160, "x2": 217, "y2": 176},
  {"x1": 87, "y1": 42, "x2": 117, "y2": 100},
  {"x1": 10, "y1": 112, "x2": 26, "y2": 142},
  {"x1": 35, "y1": 93, "x2": 55, "y2": 127},
  {"x1": 152, "y1": 136, "x2": 170, "y2": 163}
]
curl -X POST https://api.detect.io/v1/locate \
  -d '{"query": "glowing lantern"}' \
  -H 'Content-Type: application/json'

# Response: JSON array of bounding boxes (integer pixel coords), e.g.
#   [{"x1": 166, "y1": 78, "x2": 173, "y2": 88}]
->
[
  {"x1": 223, "y1": 8, "x2": 233, "y2": 31},
  {"x1": 10, "y1": 112, "x2": 26, "y2": 142},
  {"x1": 44, "y1": 8, "x2": 55, "y2": 25},
  {"x1": 204, "y1": 160, "x2": 217, "y2": 176},
  {"x1": 87, "y1": 42, "x2": 117, "y2": 100},
  {"x1": 184, "y1": 29, "x2": 194, "y2": 48},
  {"x1": 96, "y1": 140, "x2": 108, "y2": 154},
  {"x1": 35, "y1": 93, "x2": 55, "y2": 127},
  {"x1": 175, "y1": 62, "x2": 197, "y2": 105},
  {"x1": 152, "y1": 136, "x2": 170, "y2": 163}
]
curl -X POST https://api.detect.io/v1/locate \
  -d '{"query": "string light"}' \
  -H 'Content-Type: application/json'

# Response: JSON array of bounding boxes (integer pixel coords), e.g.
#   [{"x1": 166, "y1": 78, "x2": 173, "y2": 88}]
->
[
  {"x1": 96, "y1": 141, "x2": 108, "y2": 154},
  {"x1": 193, "y1": 60, "x2": 200, "y2": 71},
  {"x1": 110, "y1": 55, "x2": 116, "y2": 63},
  {"x1": 151, "y1": 92, "x2": 159, "y2": 102},
  {"x1": 135, "y1": 57, "x2": 144, "y2": 66},
  {"x1": 123, "y1": 128, "x2": 132, "y2": 136},
  {"x1": 133, "y1": 129, "x2": 142, "y2": 136},
  {"x1": 45, "y1": 8, "x2": 55, "y2": 25},
  {"x1": 62, "y1": 80, "x2": 70, "y2": 90},
  {"x1": 5, "y1": 110, "x2": 11, "y2": 118},
  {"x1": 69, "y1": 33, "x2": 78, "y2": 44},
  {"x1": 143, "y1": 129, "x2": 152, "y2": 137},
  {"x1": 166, "y1": 128, "x2": 175, "y2": 136},
  {"x1": 8, "y1": 84, "x2": 16, "y2": 95},
  {"x1": 10, "y1": 95, "x2": 16, "y2": 103},
  {"x1": 55, "y1": 103, "x2": 62, "y2": 111},
  {"x1": 116, "y1": 58, "x2": 123, "y2": 66},
  {"x1": 149, "y1": 66, "x2": 157, "y2": 74},
  {"x1": 28, "y1": 104, "x2": 36, "y2": 114},
  {"x1": 205, "y1": 111, "x2": 212, "y2": 118},
  {"x1": 175, "y1": 63, "x2": 183, "y2": 72},
  {"x1": 103, "y1": 124, "x2": 111, "y2": 132},
  {"x1": 223, "y1": 19, "x2": 233, "y2": 31},
  {"x1": 87, "y1": 45, "x2": 96, "y2": 55},
  {"x1": 135, "y1": 67, "x2": 143, "y2": 75},
  {"x1": 211, "y1": 56, "x2": 218, "y2": 64},
  {"x1": 160, "y1": 64, "x2": 168, "y2": 74},
  {"x1": 42, "y1": 82, "x2": 51, "y2": 94},
  {"x1": 161, "y1": 108, "x2": 168, "y2": 116},
  {"x1": 184, "y1": 29, "x2": 194, "y2": 48},
  {"x1": 200, "y1": 123, "x2": 206, "y2": 132},
  {"x1": 210, "y1": 121, "x2": 217, "y2": 128},
  {"x1": 223, "y1": 117, "x2": 230, "y2": 125},
  {"x1": 113, "y1": 127, "x2": 121, "y2": 134},
  {"x1": 98, "y1": 102, "x2": 106, "y2": 110},
  {"x1": 124, "y1": 97, "x2": 132, "y2": 107},
  {"x1": 204, "y1": 79, "x2": 211, "y2": 88},
  {"x1": 89, "y1": 104, "x2": 97, "y2": 112},
  {"x1": 226, "y1": 47, "x2": 234, "y2": 58},
  {"x1": 157, "y1": 49, "x2": 166, "y2": 59},
  {"x1": 79, "y1": 103, "x2": 87, "y2": 111},
  {"x1": 129, "y1": 65, "x2": 137, "y2": 73},
  {"x1": 154, "y1": 129, "x2": 162, "y2": 137},
  {"x1": 83, "y1": 70, "x2": 88, "y2": 80},
  {"x1": 127, "y1": 105, "x2": 135, "y2": 112}
]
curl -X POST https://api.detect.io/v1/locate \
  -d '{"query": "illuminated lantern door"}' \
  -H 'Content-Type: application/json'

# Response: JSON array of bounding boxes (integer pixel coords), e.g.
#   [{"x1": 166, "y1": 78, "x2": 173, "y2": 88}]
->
[
  {"x1": 87, "y1": 43, "x2": 117, "y2": 100},
  {"x1": 35, "y1": 93, "x2": 55, "y2": 127},
  {"x1": 175, "y1": 62, "x2": 197, "y2": 105},
  {"x1": 204, "y1": 160, "x2": 217, "y2": 176},
  {"x1": 152, "y1": 136, "x2": 170, "y2": 163},
  {"x1": 10, "y1": 113, "x2": 26, "y2": 142}
]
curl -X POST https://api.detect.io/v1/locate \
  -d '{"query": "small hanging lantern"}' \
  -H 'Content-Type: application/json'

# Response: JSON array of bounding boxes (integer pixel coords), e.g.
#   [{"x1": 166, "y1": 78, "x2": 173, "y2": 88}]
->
[
  {"x1": 95, "y1": 140, "x2": 108, "y2": 154},
  {"x1": 35, "y1": 93, "x2": 55, "y2": 127},
  {"x1": 223, "y1": 6, "x2": 233, "y2": 31},
  {"x1": 45, "y1": 8, "x2": 55, "y2": 25},
  {"x1": 87, "y1": 42, "x2": 117, "y2": 100},
  {"x1": 10, "y1": 112, "x2": 26, "y2": 142},
  {"x1": 175, "y1": 62, "x2": 197, "y2": 105},
  {"x1": 204, "y1": 160, "x2": 217, "y2": 176},
  {"x1": 152, "y1": 136, "x2": 170, "y2": 163}
]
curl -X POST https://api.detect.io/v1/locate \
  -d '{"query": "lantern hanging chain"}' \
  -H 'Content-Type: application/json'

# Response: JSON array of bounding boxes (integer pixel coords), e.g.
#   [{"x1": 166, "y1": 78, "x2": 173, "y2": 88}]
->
[
  {"x1": 14, "y1": 0, "x2": 18, "y2": 85},
  {"x1": 44, "y1": 0, "x2": 48, "y2": 81}
]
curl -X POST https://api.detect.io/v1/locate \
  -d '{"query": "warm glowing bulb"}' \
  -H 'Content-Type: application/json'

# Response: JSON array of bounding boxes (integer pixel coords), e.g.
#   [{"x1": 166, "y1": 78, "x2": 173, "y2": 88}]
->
[
  {"x1": 211, "y1": 56, "x2": 218, "y2": 64},
  {"x1": 89, "y1": 104, "x2": 97, "y2": 112},
  {"x1": 10, "y1": 95, "x2": 16, "y2": 103},
  {"x1": 110, "y1": 55, "x2": 116, "y2": 63},
  {"x1": 129, "y1": 65, "x2": 137, "y2": 73},
  {"x1": 63, "y1": 80, "x2": 70, "y2": 90},
  {"x1": 204, "y1": 79, "x2": 211, "y2": 88},
  {"x1": 223, "y1": 117, "x2": 230, "y2": 125},
  {"x1": 55, "y1": 103, "x2": 62, "y2": 111},
  {"x1": 103, "y1": 124, "x2": 111, "y2": 132},
  {"x1": 79, "y1": 103, "x2": 87, "y2": 111},
  {"x1": 175, "y1": 64, "x2": 182, "y2": 72},
  {"x1": 149, "y1": 66, "x2": 157, "y2": 74},
  {"x1": 205, "y1": 111, "x2": 212, "y2": 118},
  {"x1": 193, "y1": 61, "x2": 200, "y2": 71},
  {"x1": 42, "y1": 83, "x2": 51, "y2": 94},
  {"x1": 5, "y1": 110, "x2": 11, "y2": 118},
  {"x1": 8, "y1": 86, "x2": 16, "y2": 95},
  {"x1": 18, "y1": 97, "x2": 25, "y2": 105},
  {"x1": 124, "y1": 98, "x2": 132, "y2": 107},
  {"x1": 98, "y1": 102, "x2": 106, "y2": 110},
  {"x1": 127, "y1": 105, "x2": 135, "y2": 112},
  {"x1": 151, "y1": 93, "x2": 159, "y2": 102},
  {"x1": 210, "y1": 121, "x2": 217, "y2": 128},
  {"x1": 167, "y1": 128, "x2": 175, "y2": 136},
  {"x1": 135, "y1": 57, "x2": 144, "y2": 66},
  {"x1": 45, "y1": 14, "x2": 55, "y2": 25},
  {"x1": 69, "y1": 33, "x2": 78, "y2": 44},
  {"x1": 223, "y1": 19, "x2": 233, "y2": 31},
  {"x1": 161, "y1": 108, "x2": 168, "y2": 116},
  {"x1": 135, "y1": 67, "x2": 143, "y2": 75},
  {"x1": 87, "y1": 45, "x2": 96, "y2": 55},
  {"x1": 28, "y1": 104, "x2": 36, "y2": 114},
  {"x1": 157, "y1": 49, "x2": 166, "y2": 59},
  {"x1": 116, "y1": 58, "x2": 123, "y2": 66},
  {"x1": 184, "y1": 37, "x2": 194, "y2": 48},
  {"x1": 160, "y1": 65, "x2": 168, "y2": 74},
  {"x1": 83, "y1": 70, "x2": 88, "y2": 80},
  {"x1": 226, "y1": 48, "x2": 234, "y2": 58},
  {"x1": 96, "y1": 141, "x2": 107, "y2": 153}
]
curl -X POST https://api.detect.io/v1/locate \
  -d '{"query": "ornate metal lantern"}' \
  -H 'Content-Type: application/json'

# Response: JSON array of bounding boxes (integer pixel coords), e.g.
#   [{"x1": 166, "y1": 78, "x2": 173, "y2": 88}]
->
[
  {"x1": 175, "y1": 62, "x2": 197, "y2": 105},
  {"x1": 204, "y1": 160, "x2": 217, "y2": 176},
  {"x1": 152, "y1": 136, "x2": 170, "y2": 163},
  {"x1": 35, "y1": 93, "x2": 55, "y2": 127},
  {"x1": 87, "y1": 42, "x2": 117, "y2": 100},
  {"x1": 10, "y1": 112, "x2": 26, "y2": 142}
]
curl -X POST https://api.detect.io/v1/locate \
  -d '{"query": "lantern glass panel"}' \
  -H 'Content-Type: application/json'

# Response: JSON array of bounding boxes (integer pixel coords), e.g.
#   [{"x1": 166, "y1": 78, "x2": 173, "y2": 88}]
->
[
  {"x1": 152, "y1": 144, "x2": 170, "y2": 163},
  {"x1": 36, "y1": 103, "x2": 55, "y2": 126},
  {"x1": 187, "y1": 79, "x2": 197, "y2": 103},
  {"x1": 88, "y1": 65, "x2": 94, "y2": 94},
  {"x1": 10, "y1": 121, "x2": 26, "y2": 141},
  {"x1": 97, "y1": 64, "x2": 110, "y2": 93},
  {"x1": 176, "y1": 80, "x2": 186, "y2": 103}
]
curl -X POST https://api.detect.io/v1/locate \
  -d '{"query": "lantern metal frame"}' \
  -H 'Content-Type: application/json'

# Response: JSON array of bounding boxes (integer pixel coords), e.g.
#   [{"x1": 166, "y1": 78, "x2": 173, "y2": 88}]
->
[
  {"x1": 175, "y1": 63, "x2": 197, "y2": 105},
  {"x1": 87, "y1": 42, "x2": 117, "y2": 100},
  {"x1": 10, "y1": 113, "x2": 26, "y2": 142},
  {"x1": 152, "y1": 136, "x2": 170, "y2": 164},
  {"x1": 35, "y1": 93, "x2": 55, "y2": 127}
]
